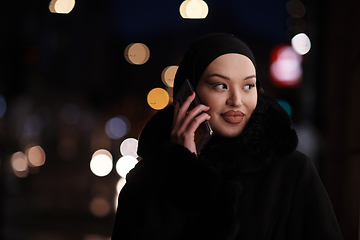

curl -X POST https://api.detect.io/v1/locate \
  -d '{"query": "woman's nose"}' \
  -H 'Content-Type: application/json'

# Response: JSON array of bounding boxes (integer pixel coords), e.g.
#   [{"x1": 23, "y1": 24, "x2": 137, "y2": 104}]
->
[{"x1": 226, "y1": 91, "x2": 242, "y2": 107}]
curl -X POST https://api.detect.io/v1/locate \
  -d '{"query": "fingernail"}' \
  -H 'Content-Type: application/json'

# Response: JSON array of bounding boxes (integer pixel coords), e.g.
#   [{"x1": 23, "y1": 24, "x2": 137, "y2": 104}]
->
[
  {"x1": 173, "y1": 100, "x2": 177, "y2": 105},
  {"x1": 205, "y1": 105, "x2": 210, "y2": 108},
  {"x1": 189, "y1": 92, "x2": 194, "y2": 97}
]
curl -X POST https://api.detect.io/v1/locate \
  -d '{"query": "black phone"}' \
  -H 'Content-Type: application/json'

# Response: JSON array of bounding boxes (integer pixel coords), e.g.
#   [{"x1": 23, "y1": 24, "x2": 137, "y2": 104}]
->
[{"x1": 174, "y1": 79, "x2": 213, "y2": 155}]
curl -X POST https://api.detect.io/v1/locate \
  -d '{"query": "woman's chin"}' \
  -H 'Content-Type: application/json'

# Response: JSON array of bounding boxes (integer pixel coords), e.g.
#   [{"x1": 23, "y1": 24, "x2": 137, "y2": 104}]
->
[{"x1": 212, "y1": 128, "x2": 243, "y2": 139}]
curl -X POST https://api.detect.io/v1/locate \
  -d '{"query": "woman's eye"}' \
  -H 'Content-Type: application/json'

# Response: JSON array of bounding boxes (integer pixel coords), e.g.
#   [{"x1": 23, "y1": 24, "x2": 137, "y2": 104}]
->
[
  {"x1": 214, "y1": 83, "x2": 227, "y2": 90},
  {"x1": 243, "y1": 84, "x2": 255, "y2": 90}
]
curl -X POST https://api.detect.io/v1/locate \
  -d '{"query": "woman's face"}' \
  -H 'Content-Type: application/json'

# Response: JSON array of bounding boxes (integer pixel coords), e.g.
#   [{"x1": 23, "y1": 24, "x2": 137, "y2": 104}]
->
[{"x1": 196, "y1": 53, "x2": 257, "y2": 138}]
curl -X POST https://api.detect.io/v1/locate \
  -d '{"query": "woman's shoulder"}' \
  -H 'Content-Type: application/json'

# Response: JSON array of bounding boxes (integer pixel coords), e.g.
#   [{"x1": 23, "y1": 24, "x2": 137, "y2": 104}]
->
[
  {"x1": 137, "y1": 106, "x2": 174, "y2": 159},
  {"x1": 273, "y1": 150, "x2": 317, "y2": 176},
  {"x1": 283, "y1": 150, "x2": 309, "y2": 162}
]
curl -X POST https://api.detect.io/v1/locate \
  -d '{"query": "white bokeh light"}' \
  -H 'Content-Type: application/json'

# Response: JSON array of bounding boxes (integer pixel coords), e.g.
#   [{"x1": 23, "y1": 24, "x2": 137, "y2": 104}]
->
[
  {"x1": 11, "y1": 152, "x2": 28, "y2": 172},
  {"x1": 120, "y1": 138, "x2": 138, "y2": 158},
  {"x1": 116, "y1": 178, "x2": 127, "y2": 194},
  {"x1": 90, "y1": 154, "x2": 113, "y2": 177},
  {"x1": 291, "y1": 33, "x2": 311, "y2": 55},
  {"x1": 116, "y1": 156, "x2": 138, "y2": 178},
  {"x1": 180, "y1": 0, "x2": 209, "y2": 19},
  {"x1": 49, "y1": 0, "x2": 76, "y2": 14},
  {"x1": 92, "y1": 149, "x2": 112, "y2": 160},
  {"x1": 114, "y1": 178, "x2": 127, "y2": 210},
  {"x1": 10, "y1": 151, "x2": 29, "y2": 178}
]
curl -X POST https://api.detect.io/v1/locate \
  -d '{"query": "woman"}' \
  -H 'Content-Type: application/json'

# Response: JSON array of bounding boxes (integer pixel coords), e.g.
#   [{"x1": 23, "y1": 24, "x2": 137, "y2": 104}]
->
[{"x1": 111, "y1": 33, "x2": 343, "y2": 240}]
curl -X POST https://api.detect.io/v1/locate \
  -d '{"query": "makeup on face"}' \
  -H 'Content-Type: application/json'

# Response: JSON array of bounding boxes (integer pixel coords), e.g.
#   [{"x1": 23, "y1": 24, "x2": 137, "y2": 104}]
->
[
  {"x1": 221, "y1": 110, "x2": 245, "y2": 124},
  {"x1": 196, "y1": 53, "x2": 258, "y2": 138}
]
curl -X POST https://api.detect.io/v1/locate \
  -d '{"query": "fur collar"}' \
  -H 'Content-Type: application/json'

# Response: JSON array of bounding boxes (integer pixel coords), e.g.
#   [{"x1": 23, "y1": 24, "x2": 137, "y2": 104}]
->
[{"x1": 137, "y1": 92, "x2": 298, "y2": 175}]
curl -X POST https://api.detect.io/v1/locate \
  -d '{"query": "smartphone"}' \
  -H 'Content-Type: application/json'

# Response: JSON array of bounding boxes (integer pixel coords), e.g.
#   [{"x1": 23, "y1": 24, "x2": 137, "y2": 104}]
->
[{"x1": 174, "y1": 79, "x2": 213, "y2": 155}]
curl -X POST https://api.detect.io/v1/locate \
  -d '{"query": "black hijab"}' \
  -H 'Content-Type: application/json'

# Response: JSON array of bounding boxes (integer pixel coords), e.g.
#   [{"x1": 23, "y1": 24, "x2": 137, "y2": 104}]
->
[{"x1": 174, "y1": 33, "x2": 260, "y2": 96}]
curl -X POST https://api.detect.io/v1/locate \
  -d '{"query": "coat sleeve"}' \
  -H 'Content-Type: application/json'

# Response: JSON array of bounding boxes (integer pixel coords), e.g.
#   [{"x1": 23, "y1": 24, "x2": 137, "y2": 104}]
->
[
  {"x1": 286, "y1": 156, "x2": 343, "y2": 240},
  {"x1": 111, "y1": 141, "x2": 221, "y2": 240}
]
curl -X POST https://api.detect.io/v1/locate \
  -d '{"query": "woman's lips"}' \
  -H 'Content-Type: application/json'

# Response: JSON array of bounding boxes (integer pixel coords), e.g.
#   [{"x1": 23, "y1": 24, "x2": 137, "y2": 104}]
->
[{"x1": 221, "y1": 110, "x2": 244, "y2": 124}]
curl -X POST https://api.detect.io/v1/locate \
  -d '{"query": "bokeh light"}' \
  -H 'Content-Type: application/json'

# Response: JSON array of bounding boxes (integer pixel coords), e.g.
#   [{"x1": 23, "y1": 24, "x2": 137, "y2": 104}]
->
[
  {"x1": 49, "y1": 0, "x2": 76, "y2": 14},
  {"x1": 90, "y1": 197, "x2": 111, "y2": 217},
  {"x1": 11, "y1": 152, "x2": 28, "y2": 172},
  {"x1": 120, "y1": 138, "x2": 138, "y2": 158},
  {"x1": 161, "y1": 65, "x2": 178, "y2": 87},
  {"x1": 90, "y1": 153, "x2": 113, "y2": 177},
  {"x1": 0, "y1": 95, "x2": 7, "y2": 118},
  {"x1": 270, "y1": 45, "x2": 302, "y2": 87},
  {"x1": 49, "y1": 0, "x2": 56, "y2": 12},
  {"x1": 26, "y1": 145, "x2": 46, "y2": 167},
  {"x1": 147, "y1": 88, "x2": 170, "y2": 110},
  {"x1": 116, "y1": 155, "x2": 138, "y2": 178},
  {"x1": 180, "y1": 0, "x2": 209, "y2": 19},
  {"x1": 114, "y1": 178, "x2": 127, "y2": 210},
  {"x1": 105, "y1": 116, "x2": 130, "y2": 140},
  {"x1": 92, "y1": 149, "x2": 112, "y2": 160},
  {"x1": 116, "y1": 178, "x2": 127, "y2": 194},
  {"x1": 291, "y1": 33, "x2": 311, "y2": 55},
  {"x1": 11, "y1": 152, "x2": 29, "y2": 178},
  {"x1": 167, "y1": 87, "x2": 174, "y2": 103},
  {"x1": 277, "y1": 99, "x2": 293, "y2": 116},
  {"x1": 124, "y1": 43, "x2": 150, "y2": 65}
]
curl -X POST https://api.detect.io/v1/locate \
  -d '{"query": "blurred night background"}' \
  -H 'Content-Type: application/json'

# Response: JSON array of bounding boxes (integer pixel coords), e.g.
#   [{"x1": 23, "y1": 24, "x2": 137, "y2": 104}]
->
[{"x1": 1, "y1": 0, "x2": 360, "y2": 239}]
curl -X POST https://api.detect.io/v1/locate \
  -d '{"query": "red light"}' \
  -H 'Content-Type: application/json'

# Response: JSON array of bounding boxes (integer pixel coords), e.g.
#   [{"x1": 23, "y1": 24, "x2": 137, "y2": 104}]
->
[{"x1": 269, "y1": 45, "x2": 302, "y2": 87}]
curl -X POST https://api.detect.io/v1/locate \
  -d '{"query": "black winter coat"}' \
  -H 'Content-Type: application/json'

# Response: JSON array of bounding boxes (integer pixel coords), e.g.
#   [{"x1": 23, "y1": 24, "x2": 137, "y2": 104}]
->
[{"x1": 111, "y1": 93, "x2": 343, "y2": 240}]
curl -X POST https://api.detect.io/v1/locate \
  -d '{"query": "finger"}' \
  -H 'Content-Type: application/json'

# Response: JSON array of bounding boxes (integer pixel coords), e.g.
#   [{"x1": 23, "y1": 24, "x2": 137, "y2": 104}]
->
[
  {"x1": 178, "y1": 104, "x2": 210, "y2": 133},
  {"x1": 187, "y1": 103, "x2": 210, "y2": 119},
  {"x1": 184, "y1": 112, "x2": 211, "y2": 135}
]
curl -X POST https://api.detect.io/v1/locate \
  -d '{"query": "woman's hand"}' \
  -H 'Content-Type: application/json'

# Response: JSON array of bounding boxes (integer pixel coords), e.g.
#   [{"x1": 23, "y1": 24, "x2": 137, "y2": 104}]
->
[{"x1": 171, "y1": 92, "x2": 211, "y2": 155}]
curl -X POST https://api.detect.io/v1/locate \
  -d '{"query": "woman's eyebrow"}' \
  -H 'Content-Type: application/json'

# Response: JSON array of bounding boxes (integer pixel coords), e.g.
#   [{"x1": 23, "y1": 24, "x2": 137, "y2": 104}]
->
[
  {"x1": 244, "y1": 74, "x2": 256, "y2": 80},
  {"x1": 207, "y1": 73, "x2": 230, "y2": 80},
  {"x1": 208, "y1": 73, "x2": 256, "y2": 81}
]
